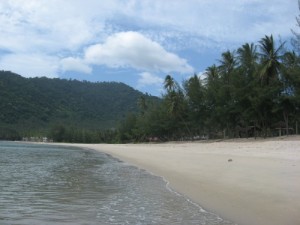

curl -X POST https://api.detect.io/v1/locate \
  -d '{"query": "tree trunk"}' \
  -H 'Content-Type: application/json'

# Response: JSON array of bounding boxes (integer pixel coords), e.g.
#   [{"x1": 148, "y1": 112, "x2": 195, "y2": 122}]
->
[{"x1": 283, "y1": 111, "x2": 289, "y2": 136}]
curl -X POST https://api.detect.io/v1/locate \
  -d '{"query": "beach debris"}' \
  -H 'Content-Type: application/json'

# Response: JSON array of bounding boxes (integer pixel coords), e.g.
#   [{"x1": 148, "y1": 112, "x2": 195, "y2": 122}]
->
[{"x1": 228, "y1": 159, "x2": 233, "y2": 162}]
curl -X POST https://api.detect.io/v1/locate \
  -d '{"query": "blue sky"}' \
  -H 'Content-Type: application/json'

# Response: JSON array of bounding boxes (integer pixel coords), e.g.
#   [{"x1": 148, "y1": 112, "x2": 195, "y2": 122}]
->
[{"x1": 0, "y1": 0, "x2": 299, "y2": 96}]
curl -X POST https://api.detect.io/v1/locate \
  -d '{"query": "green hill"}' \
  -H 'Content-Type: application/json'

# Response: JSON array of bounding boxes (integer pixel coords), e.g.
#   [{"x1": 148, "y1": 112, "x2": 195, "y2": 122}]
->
[{"x1": 0, "y1": 71, "x2": 158, "y2": 139}]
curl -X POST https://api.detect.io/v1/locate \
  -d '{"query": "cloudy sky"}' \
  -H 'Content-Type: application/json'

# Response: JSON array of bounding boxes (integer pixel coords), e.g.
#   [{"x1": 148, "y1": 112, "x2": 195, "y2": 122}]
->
[{"x1": 0, "y1": 0, "x2": 298, "y2": 96}]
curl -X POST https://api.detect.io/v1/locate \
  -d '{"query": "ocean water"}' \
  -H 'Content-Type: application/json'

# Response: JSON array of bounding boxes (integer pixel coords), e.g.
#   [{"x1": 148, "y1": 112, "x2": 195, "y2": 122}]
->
[{"x1": 0, "y1": 141, "x2": 234, "y2": 225}]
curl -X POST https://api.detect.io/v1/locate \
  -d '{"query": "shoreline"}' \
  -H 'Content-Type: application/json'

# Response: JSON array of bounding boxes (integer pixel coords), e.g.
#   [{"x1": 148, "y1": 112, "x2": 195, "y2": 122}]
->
[{"x1": 50, "y1": 137, "x2": 300, "y2": 225}]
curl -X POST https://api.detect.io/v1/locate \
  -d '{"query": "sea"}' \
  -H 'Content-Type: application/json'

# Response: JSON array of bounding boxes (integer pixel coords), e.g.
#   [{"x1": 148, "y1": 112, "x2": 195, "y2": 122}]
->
[{"x1": 0, "y1": 141, "x2": 235, "y2": 225}]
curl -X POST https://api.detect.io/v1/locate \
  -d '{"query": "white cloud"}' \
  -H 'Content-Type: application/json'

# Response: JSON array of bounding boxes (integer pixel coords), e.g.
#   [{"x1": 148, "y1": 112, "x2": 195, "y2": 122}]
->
[
  {"x1": 0, "y1": 0, "x2": 298, "y2": 83},
  {"x1": 1, "y1": 53, "x2": 59, "y2": 78},
  {"x1": 0, "y1": 0, "x2": 106, "y2": 53},
  {"x1": 0, "y1": 0, "x2": 297, "y2": 54},
  {"x1": 60, "y1": 57, "x2": 92, "y2": 74},
  {"x1": 84, "y1": 31, "x2": 193, "y2": 73},
  {"x1": 137, "y1": 72, "x2": 164, "y2": 88},
  {"x1": 127, "y1": 0, "x2": 297, "y2": 42}
]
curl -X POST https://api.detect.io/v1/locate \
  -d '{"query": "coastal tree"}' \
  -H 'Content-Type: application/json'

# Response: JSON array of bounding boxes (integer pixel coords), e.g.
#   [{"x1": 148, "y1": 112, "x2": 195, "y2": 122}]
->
[
  {"x1": 237, "y1": 43, "x2": 258, "y2": 78},
  {"x1": 235, "y1": 43, "x2": 259, "y2": 133},
  {"x1": 163, "y1": 75, "x2": 191, "y2": 139},
  {"x1": 204, "y1": 65, "x2": 222, "y2": 136},
  {"x1": 183, "y1": 74, "x2": 207, "y2": 135},
  {"x1": 218, "y1": 50, "x2": 237, "y2": 137},
  {"x1": 259, "y1": 35, "x2": 284, "y2": 85}
]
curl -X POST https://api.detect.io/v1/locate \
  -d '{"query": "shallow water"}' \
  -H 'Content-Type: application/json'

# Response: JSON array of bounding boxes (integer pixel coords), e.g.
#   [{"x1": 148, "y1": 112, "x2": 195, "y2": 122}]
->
[{"x1": 0, "y1": 141, "x2": 234, "y2": 225}]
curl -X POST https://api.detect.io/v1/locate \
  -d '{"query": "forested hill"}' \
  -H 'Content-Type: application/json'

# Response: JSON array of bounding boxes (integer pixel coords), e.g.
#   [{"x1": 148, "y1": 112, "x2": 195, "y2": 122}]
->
[{"x1": 0, "y1": 71, "x2": 158, "y2": 138}]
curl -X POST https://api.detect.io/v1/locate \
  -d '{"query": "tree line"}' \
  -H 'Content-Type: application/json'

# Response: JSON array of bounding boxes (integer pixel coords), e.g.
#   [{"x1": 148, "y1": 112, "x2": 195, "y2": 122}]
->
[{"x1": 118, "y1": 34, "x2": 300, "y2": 142}]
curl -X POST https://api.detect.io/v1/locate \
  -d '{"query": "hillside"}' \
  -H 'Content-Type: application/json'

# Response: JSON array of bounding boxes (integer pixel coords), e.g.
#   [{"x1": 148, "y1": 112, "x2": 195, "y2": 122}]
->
[{"x1": 0, "y1": 71, "x2": 158, "y2": 139}]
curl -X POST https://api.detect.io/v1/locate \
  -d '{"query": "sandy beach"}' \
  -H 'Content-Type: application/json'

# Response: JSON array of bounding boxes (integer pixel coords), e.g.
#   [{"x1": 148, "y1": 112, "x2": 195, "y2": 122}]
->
[{"x1": 57, "y1": 136, "x2": 300, "y2": 225}]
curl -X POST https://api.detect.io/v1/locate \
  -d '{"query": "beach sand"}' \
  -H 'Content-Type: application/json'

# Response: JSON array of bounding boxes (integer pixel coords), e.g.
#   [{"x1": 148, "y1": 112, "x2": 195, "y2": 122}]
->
[{"x1": 57, "y1": 136, "x2": 300, "y2": 225}]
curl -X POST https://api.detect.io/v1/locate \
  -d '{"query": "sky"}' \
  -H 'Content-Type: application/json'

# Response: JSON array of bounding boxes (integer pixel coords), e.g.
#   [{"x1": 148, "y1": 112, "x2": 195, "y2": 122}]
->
[{"x1": 0, "y1": 0, "x2": 299, "y2": 96}]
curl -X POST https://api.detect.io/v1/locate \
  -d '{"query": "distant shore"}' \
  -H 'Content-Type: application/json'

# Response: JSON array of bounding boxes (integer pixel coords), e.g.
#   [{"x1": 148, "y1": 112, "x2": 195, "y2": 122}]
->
[{"x1": 52, "y1": 136, "x2": 300, "y2": 225}]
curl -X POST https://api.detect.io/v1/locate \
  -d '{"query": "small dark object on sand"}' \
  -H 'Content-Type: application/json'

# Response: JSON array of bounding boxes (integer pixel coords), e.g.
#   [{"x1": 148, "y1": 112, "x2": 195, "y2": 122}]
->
[{"x1": 228, "y1": 159, "x2": 233, "y2": 162}]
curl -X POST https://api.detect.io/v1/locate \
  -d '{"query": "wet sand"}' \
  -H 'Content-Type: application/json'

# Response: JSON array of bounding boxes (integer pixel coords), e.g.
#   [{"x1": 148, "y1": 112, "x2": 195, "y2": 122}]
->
[{"x1": 56, "y1": 136, "x2": 300, "y2": 225}]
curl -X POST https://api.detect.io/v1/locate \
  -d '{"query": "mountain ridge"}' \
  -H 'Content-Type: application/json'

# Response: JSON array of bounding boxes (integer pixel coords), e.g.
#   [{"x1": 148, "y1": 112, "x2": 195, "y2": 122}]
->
[{"x1": 0, "y1": 70, "x2": 159, "y2": 138}]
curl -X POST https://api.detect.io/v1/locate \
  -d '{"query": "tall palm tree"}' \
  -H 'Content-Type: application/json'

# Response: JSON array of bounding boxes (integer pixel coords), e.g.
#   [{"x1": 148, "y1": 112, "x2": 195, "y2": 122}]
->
[
  {"x1": 219, "y1": 50, "x2": 236, "y2": 84},
  {"x1": 256, "y1": 35, "x2": 285, "y2": 136},
  {"x1": 205, "y1": 64, "x2": 219, "y2": 93},
  {"x1": 205, "y1": 64, "x2": 219, "y2": 81},
  {"x1": 164, "y1": 75, "x2": 176, "y2": 92},
  {"x1": 184, "y1": 74, "x2": 203, "y2": 103},
  {"x1": 236, "y1": 43, "x2": 259, "y2": 130},
  {"x1": 163, "y1": 75, "x2": 191, "y2": 138},
  {"x1": 204, "y1": 64, "x2": 220, "y2": 110},
  {"x1": 259, "y1": 35, "x2": 284, "y2": 85},
  {"x1": 184, "y1": 75, "x2": 207, "y2": 135},
  {"x1": 204, "y1": 65, "x2": 220, "y2": 98},
  {"x1": 218, "y1": 51, "x2": 238, "y2": 137},
  {"x1": 184, "y1": 74, "x2": 205, "y2": 114},
  {"x1": 237, "y1": 43, "x2": 258, "y2": 74}
]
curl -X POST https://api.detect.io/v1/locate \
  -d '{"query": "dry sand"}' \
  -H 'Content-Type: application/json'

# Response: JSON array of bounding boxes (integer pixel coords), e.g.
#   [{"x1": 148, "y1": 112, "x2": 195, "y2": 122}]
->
[{"x1": 57, "y1": 136, "x2": 300, "y2": 225}]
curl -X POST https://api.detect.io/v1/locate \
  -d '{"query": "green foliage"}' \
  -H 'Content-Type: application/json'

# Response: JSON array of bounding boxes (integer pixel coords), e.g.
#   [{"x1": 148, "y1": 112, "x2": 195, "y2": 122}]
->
[
  {"x1": 0, "y1": 71, "x2": 158, "y2": 142},
  {"x1": 48, "y1": 124, "x2": 117, "y2": 143},
  {"x1": 0, "y1": 127, "x2": 21, "y2": 141},
  {"x1": 117, "y1": 113, "x2": 138, "y2": 142},
  {"x1": 118, "y1": 35, "x2": 300, "y2": 142}
]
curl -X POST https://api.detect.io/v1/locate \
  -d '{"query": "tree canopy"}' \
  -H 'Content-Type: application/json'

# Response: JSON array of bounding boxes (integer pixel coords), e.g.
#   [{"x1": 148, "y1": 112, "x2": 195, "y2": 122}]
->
[
  {"x1": 118, "y1": 35, "x2": 300, "y2": 142},
  {"x1": 0, "y1": 71, "x2": 159, "y2": 141}
]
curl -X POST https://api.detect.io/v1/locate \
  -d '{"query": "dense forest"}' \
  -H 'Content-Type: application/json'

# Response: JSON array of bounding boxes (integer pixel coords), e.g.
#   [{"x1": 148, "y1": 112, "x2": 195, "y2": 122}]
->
[
  {"x1": 0, "y1": 71, "x2": 158, "y2": 142},
  {"x1": 118, "y1": 34, "x2": 300, "y2": 142}
]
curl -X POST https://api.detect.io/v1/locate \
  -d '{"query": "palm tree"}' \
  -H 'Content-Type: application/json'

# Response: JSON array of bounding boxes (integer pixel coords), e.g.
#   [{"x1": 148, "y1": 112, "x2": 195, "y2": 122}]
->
[
  {"x1": 163, "y1": 75, "x2": 180, "y2": 116},
  {"x1": 279, "y1": 51, "x2": 300, "y2": 135},
  {"x1": 218, "y1": 51, "x2": 237, "y2": 135},
  {"x1": 184, "y1": 74, "x2": 207, "y2": 135},
  {"x1": 237, "y1": 43, "x2": 258, "y2": 75},
  {"x1": 235, "y1": 43, "x2": 259, "y2": 134},
  {"x1": 205, "y1": 65, "x2": 220, "y2": 101},
  {"x1": 205, "y1": 64, "x2": 219, "y2": 83},
  {"x1": 204, "y1": 65, "x2": 220, "y2": 106},
  {"x1": 164, "y1": 75, "x2": 176, "y2": 92},
  {"x1": 219, "y1": 50, "x2": 236, "y2": 84},
  {"x1": 259, "y1": 35, "x2": 284, "y2": 85},
  {"x1": 163, "y1": 75, "x2": 191, "y2": 139},
  {"x1": 184, "y1": 74, "x2": 204, "y2": 107},
  {"x1": 163, "y1": 76, "x2": 181, "y2": 116},
  {"x1": 255, "y1": 35, "x2": 285, "y2": 136}
]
